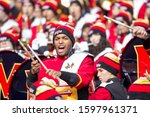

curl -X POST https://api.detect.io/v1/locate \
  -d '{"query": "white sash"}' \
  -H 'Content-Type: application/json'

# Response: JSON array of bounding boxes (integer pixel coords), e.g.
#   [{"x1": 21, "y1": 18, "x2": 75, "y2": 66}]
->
[{"x1": 61, "y1": 52, "x2": 90, "y2": 73}]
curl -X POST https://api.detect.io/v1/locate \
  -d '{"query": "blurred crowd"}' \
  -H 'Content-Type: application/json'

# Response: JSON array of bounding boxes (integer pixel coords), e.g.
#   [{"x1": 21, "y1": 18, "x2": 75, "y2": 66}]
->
[{"x1": 0, "y1": 0, "x2": 149, "y2": 56}]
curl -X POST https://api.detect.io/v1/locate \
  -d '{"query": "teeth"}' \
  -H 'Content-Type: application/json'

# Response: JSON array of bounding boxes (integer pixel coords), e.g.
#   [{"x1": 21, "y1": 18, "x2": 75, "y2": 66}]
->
[{"x1": 59, "y1": 45, "x2": 65, "y2": 48}]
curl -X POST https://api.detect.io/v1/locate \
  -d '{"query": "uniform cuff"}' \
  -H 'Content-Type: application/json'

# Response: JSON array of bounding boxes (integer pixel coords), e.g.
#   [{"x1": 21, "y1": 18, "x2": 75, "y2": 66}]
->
[{"x1": 60, "y1": 71, "x2": 80, "y2": 86}]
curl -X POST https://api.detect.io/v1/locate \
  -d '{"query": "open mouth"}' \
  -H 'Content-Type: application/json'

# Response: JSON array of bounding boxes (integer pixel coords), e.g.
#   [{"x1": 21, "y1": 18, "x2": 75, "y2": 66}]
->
[{"x1": 58, "y1": 45, "x2": 65, "y2": 53}]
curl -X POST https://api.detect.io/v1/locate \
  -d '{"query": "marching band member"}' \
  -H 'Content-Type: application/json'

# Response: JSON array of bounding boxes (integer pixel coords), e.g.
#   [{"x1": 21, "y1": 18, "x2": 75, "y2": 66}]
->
[
  {"x1": 88, "y1": 22, "x2": 112, "y2": 60},
  {"x1": 126, "y1": 22, "x2": 150, "y2": 99},
  {"x1": 132, "y1": 19, "x2": 150, "y2": 41},
  {"x1": 88, "y1": 52, "x2": 128, "y2": 100},
  {"x1": 0, "y1": 29, "x2": 19, "y2": 51},
  {"x1": 87, "y1": 22, "x2": 113, "y2": 88},
  {"x1": 0, "y1": 0, "x2": 19, "y2": 34},
  {"x1": 73, "y1": 22, "x2": 92, "y2": 52},
  {"x1": 120, "y1": 1, "x2": 133, "y2": 21},
  {"x1": 17, "y1": 0, "x2": 35, "y2": 30},
  {"x1": 27, "y1": 24, "x2": 94, "y2": 100},
  {"x1": 114, "y1": 11, "x2": 133, "y2": 53},
  {"x1": 29, "y1": 0, "x2": 59, "y2": 53},
  {"x1": 68, "y1": 0, "x2": 97, "y2": 41}
]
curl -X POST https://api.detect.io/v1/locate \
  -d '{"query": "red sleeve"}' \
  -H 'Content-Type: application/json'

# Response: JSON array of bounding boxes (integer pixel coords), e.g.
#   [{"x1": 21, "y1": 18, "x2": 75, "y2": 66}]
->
[
  {"x1": 88, "y1": 87, "x2": 112, "y2": 100},
  {"x1": 75, "y1": 56, "x2": 94, "y2": 89},
  {"x1": 37, "y1": 58, "x2": 61, "y2": 84}
]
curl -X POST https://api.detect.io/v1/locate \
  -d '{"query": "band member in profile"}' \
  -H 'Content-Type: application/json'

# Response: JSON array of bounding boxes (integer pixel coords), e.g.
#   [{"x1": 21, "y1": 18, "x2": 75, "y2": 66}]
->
[
  {"x1": 27, "y1": 24, "x2": 94, "y2": 100},
  {"x1": 114, "y1": 11, "x2": 132, "y2": 53},
  {"x1": 88, "y1": 52, "x2": 128, "y2": 100}
]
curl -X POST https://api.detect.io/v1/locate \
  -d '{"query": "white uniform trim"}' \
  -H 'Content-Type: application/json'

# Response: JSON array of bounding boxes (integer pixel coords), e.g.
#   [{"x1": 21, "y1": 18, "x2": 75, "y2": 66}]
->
[
  {"x1": 100, "y1": 80, "x2": 113, "y2": 87},
  {"x1": 61, "y1": 52, "x2": 90, "y2": 73},
  {"x1": 94, "y1": 47, "x2": 113, "y2": 61},
  {"x1": 74, "y1": 13, "x2": 97, "y2": 38},
  {"x1": 0, "y1": 19, "x2": 18, "y2": 33},
  {"x1": 115, "y1": 33, "x2": 133, "y2": 52}
]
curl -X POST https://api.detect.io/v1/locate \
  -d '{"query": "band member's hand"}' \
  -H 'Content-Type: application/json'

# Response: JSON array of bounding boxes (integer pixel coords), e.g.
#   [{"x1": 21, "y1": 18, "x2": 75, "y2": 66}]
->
[
  {"x1": 132, "y1": 26, "x2": 148, "y2": 40},
  {"x1": 31, "y1": 60, "x2": 40, "y2": 74},
  {"x1": 46, "y1": 69, "x2": 61, "y2": 79}
]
